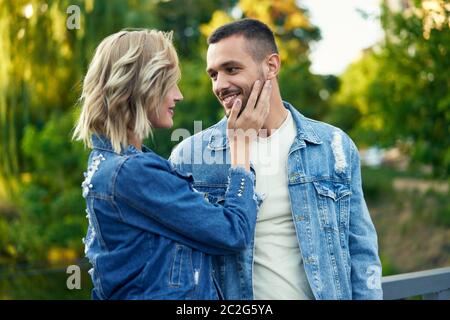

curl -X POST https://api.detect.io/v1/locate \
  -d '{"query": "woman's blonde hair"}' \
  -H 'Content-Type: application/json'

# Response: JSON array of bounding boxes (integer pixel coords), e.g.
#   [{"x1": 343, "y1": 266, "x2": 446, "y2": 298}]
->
[{"x1": 73, "y1": 29, "x2": 180, "y2": 153}]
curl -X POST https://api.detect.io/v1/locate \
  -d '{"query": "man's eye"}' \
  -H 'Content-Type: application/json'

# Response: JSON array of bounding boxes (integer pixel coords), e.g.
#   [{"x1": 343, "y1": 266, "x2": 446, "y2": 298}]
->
[{"x1": 227, "y1": 67, "x2": 238, "y2": 73}]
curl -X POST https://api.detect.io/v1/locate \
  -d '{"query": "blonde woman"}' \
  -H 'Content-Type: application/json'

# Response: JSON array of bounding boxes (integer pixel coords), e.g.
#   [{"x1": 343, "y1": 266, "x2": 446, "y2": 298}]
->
[{"x1": 73, "y1": 29, "x2": 271, "y2": 299}]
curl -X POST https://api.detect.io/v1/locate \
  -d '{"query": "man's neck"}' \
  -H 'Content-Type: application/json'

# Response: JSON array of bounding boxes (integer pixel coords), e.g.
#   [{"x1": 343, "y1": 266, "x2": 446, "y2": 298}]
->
[{"x1": 260, "y1": 95, "x2": 288, "y2": 137}]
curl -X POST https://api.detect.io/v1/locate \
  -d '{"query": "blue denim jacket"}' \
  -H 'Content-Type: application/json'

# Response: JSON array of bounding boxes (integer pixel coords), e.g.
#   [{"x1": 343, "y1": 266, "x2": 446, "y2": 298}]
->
[
  {"x1": 170, "y1": 102, "x2": 383, "y2": 300},
  {"x1": 82, "y1": 135, "x2": 257, "y2": 299}
]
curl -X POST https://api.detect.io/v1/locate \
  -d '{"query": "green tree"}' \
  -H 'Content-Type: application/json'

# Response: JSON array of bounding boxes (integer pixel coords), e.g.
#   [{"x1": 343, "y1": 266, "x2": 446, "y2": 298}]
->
[
  {"x1": 328, "y1": 1, "x2": 449, "y2": 177},
  {"x1": 13, "y1": 112, "x2": 87, "y2": 262},
  {"x1": 325, "y1": 49, "x2": 385, "y2": 147},
  {"x1": 375, "y1": 0, "x2": 450, "y2": 177}
]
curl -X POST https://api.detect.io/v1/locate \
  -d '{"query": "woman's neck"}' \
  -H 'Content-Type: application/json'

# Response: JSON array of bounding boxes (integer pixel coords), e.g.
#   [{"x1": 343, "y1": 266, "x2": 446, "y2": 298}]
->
[{"x1": 128, "y1": 131, "x2": 142, "y2": 151}]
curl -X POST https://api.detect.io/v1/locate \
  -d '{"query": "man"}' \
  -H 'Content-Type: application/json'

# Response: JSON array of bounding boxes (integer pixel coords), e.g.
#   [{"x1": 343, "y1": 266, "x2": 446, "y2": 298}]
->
[{"x1": 170, "y1": 19, "x2": 383, "y2": 300}]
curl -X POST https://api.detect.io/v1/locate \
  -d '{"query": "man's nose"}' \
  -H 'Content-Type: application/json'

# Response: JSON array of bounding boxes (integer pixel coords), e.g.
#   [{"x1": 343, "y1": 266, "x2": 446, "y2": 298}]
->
[{"x1": 214, "y1": 73, "x2": 230, "y2": 95}]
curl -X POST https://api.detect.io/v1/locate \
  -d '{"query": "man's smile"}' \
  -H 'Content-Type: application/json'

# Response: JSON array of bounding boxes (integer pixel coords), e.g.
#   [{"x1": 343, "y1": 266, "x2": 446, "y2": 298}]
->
[{"x1": 219, "y1": 90, "x2": 242, "y2": 109}]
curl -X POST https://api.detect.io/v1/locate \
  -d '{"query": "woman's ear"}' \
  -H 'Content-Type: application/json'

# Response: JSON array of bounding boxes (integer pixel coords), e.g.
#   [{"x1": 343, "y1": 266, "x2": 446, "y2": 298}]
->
[{"x1": 265, "y1": 54, "x2": 281, "y2": 80}]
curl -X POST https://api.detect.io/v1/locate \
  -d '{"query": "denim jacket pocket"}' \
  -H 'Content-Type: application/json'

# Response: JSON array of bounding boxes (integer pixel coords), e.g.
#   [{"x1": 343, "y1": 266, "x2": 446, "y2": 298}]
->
[
  {"x1": 312, "y1": 180, "x2": 351, "y2": 231},
  {"x1": 169, "y1": 243, "x2": 194, "y2": 288}
]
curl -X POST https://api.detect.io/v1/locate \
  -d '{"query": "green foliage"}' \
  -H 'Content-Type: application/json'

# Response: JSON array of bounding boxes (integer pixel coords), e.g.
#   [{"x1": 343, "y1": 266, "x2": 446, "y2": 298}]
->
[
  {"x1": 10, "y1": 112, "x2": 88, "y2": 262},
  {"x1": 0, "y1": 218, "x2": 10, "y2": 258},
  {"x1": 324, "y1": 50, "x2": 385, "y2": 147},
  {"x1": 376, "y1": 3, "x2": 450, "y2": 177},
  {"x1": 328, "y1": 2, "x2": 450, "y2": 177}
]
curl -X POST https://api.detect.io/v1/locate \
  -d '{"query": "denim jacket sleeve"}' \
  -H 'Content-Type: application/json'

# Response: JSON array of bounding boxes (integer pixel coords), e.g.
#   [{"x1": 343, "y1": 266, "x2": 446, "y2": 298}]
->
[
  {"x1": 348, "y1": 141, "x2": 383, "y2": 299},
  {"x1": 114, "y1": 153, "x2": 257, "y2": 255}
]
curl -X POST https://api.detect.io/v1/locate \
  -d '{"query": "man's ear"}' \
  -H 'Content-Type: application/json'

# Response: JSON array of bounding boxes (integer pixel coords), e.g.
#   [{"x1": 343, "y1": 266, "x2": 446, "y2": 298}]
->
[{"x1": 265, "y1": 53, "x2": 280, "y2": 80}]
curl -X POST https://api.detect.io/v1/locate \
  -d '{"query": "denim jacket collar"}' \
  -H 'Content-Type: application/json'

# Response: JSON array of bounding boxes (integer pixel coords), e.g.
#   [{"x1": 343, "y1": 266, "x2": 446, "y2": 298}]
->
[
  {"x1": 207, "y1": 101, "x2": 322, "y2": 151},
  {"x1": 91, "y1": 134, "x2": 151, "y2": 155}
]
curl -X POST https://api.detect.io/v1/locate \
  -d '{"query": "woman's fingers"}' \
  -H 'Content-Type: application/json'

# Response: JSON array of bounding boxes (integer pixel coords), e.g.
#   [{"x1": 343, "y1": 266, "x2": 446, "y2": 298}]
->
[
  {"x1": 240, "y1": 80, "x2": 261, "y2": 119},
  {"x1": 227, "y1": 98, "x2": 242, "y2": 131},
  {"x1": 241, "y1": 80, "x2": 271, "y2": 129},
  {"x1": 255, "y1": 80, "x2": 272, "y2": 115}
]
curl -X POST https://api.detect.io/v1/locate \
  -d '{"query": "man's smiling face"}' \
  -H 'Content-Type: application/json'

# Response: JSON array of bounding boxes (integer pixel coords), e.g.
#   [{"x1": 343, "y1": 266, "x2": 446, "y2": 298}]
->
[{"x1": 206, "y1": 35, "x2": 266, "y2": 117}]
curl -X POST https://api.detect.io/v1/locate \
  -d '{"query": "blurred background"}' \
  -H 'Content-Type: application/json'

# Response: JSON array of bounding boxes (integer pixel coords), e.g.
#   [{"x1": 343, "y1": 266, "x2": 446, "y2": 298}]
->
[{"x1": 0, "y1": 0, "x2": 448, "y2": 299}]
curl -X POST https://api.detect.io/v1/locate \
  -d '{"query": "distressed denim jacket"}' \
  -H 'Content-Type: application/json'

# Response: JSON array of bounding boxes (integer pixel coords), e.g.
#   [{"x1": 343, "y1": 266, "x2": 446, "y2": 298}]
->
[
  {"x1": 82, "y1": 135, "x2": 257, "y2": 299},
  {"x1": 170, "y1": 101, "x2": 383, "y2": 300}
]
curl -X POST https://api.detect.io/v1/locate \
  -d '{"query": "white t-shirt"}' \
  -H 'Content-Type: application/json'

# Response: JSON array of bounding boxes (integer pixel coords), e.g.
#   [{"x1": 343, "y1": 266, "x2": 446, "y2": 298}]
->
[{"x1": 251, "y1": 110, "x2": 315, "y2": 300}]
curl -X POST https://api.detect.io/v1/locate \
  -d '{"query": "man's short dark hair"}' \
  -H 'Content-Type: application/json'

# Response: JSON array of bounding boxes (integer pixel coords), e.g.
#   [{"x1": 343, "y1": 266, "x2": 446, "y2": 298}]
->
[{"x1": 207, "y1": 19, "x2": 278, "y2": 62}]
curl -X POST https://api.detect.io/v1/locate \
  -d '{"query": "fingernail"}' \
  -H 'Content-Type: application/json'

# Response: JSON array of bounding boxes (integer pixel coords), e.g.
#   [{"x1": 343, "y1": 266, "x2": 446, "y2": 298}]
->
[{"x1": 236, "y1": 99, "x2": 241, "y2": 107}]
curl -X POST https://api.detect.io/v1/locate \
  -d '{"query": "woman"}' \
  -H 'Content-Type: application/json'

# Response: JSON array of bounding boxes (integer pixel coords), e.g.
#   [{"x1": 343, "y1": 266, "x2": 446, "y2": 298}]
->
[{"x1": 72, "y1": 29, "x2": 271, "y2": 299}]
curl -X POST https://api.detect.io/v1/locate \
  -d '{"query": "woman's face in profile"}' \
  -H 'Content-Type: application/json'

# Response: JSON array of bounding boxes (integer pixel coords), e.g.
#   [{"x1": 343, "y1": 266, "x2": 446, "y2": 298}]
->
[{"x1": 148, "y1": 84, "x2": 183, "y2": 128}]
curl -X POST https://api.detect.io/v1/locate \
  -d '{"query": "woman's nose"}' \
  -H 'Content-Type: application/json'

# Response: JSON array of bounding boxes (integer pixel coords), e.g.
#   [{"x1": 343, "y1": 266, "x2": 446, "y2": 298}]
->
[{"x1": 175, "y1": 86, "x2": 183, "y2": 102}]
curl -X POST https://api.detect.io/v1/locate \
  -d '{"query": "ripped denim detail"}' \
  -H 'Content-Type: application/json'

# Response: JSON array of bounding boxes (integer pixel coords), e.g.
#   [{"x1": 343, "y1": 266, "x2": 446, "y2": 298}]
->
[
  {"x1": 82, "y1": 207, "x2": 97, "y2": 256},
  {"x1": 81, "y1": 154, "x2": 105, "y2": 198}
]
